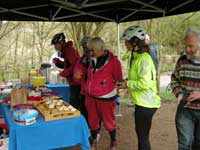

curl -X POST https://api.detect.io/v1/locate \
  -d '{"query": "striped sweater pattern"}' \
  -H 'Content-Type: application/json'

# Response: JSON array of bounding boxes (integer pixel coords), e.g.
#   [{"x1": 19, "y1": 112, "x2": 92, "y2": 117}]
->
[{"x1": 171, "y1": 55, "x2": 200, "y2": 109}]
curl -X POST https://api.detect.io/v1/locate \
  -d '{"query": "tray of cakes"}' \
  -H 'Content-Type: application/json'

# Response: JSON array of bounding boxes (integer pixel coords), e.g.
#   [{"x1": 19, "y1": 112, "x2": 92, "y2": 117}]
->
[{"x1": 34, "y1": 96, "x2": 80, "y2": 121}]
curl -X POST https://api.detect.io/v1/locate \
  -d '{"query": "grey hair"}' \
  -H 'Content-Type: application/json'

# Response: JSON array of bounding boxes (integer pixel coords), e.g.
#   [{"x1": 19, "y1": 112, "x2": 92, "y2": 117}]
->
[
  {"x1": 80, "y1": 36, "x2": 91, "y2": 46},
  {"x1": 87, "y1": 37, "x2": 106, "y2": 51},
  {"x1": 185, "y1": 27, "x2": 200, "y2": 48}
]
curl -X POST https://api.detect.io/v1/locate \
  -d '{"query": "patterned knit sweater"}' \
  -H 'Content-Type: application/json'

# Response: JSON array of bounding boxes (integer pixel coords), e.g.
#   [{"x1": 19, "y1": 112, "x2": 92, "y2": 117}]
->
[{"x1": 171, "y1": 55, "x2": 200, "y2": 109}]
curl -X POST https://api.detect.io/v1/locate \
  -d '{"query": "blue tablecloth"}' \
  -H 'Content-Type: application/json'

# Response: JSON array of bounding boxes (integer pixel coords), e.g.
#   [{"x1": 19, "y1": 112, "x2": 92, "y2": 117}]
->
[
  {"x1": 45, "y1": 84, "x2": 70, "y2": 102},
  {"x1": 0, "y1": 97, "x2": 3, "y2": 115},
  {"x1": 2, "y1": 105, "x2": 90, "y2": 150}
]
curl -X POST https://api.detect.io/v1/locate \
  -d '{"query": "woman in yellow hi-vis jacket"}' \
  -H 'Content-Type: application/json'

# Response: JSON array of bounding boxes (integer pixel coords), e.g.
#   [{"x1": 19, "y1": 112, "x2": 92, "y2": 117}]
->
[{"x1": 117, "y1": 26, "x2": 160, "y2": 150}]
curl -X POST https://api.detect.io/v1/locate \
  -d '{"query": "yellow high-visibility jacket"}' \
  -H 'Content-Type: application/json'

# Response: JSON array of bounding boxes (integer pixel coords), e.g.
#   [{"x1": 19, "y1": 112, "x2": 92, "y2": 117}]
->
[{"x1": 127, "y1": 52, "x2": 160, "y2": 108}]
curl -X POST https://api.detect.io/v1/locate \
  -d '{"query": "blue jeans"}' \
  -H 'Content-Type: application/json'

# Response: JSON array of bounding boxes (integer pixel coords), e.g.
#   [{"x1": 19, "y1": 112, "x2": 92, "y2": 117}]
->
[
  {"x1": 176, "y1": 104, "x2": 200, "y2": 150},
  {"x1": 193, "y1": 121, "x2": 200, "y2": 150}
]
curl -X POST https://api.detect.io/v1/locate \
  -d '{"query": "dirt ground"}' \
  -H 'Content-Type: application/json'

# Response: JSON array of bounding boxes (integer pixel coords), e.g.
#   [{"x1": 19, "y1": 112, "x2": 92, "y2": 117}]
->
[{"x1": 65, "y1": 101, "x2": 178, "y2": 150}]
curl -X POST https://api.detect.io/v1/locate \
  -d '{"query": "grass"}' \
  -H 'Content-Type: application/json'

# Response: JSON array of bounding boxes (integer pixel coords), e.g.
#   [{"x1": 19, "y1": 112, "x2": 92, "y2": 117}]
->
[
  {"x1": 119, "y1": 92, "x2": 176, "y2": 106},
  {"x1": 120, "y1": 98, "x2": 130, "y2": 105},
  {"x1": 159, "y1": 92, "x2": 176, "y2": 101}
]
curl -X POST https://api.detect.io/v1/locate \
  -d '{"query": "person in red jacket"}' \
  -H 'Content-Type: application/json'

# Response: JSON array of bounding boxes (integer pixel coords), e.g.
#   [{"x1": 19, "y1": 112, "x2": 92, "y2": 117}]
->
[
  {"x1": 51, "y1": 33, "x2": 81, "y2": 109},
  {"x1": 84, "y1": 37, "x2": 123, "y2": 150}
]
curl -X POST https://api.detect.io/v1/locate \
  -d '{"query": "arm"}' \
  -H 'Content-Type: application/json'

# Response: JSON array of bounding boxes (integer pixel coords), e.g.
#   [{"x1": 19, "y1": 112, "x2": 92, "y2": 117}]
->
[
  {"x1": 170, "y1": 57, "x2": 183, "y2": 97},
  {"x1": 112, "y1": 58, "x2": 123, "y2": 82},
  {"x1": 170, "y1": 57, "x2": 184, "y2": 104},
  {"x1": 53, "y1": 58, "x2": 64, "y2": 69},
  {"x1": 73, "y1": 60, "x2": 85, "y2": 83},
  {"x1": 187, "y1": 91, "x2": 200, "y2": 102},
  {"x1": 60, "y1": 47, "x2": 80, "y2": 78},
  {"x1": 126, "y1": 59, "x2": 153, "y2": 90}
]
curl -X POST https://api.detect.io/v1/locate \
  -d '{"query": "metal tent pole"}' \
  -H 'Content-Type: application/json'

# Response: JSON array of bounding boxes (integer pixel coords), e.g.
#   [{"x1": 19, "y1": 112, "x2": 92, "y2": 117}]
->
[
  {"x1": 115, "y1": 22, "x2": 122, "y2": 117},
  {"x1": 116, "y1": 23, "x2": 121, "y2": 59}
]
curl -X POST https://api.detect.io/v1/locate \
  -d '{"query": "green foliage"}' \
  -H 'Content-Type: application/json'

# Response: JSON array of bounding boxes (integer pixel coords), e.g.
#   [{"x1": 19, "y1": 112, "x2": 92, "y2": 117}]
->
[
  {"x1": 120, "y1": 98, "x2": 130, "y2": 105},
  {"x1": 63, "y1": 22, "x2": 106, "y2": 54},
  {"x1": 160, "y1": 92, "x2": 176, "y2": 101},
  {"x1": 0, "y1": 12, "x2": 200, "y2": 81}
]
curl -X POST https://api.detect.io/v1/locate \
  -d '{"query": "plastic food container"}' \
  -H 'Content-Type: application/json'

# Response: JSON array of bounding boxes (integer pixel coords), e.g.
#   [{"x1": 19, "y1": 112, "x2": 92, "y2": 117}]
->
[
  {"x1": 32, "y1": 77, "x2": 45, "y2": 87},
  {"x1": 13, "y1": 109, "x2": 39, "y2": 126}
]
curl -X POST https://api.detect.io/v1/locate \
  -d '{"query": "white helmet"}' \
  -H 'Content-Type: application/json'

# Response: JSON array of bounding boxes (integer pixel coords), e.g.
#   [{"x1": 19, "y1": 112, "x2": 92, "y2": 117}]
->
[{"x1": 121, "y1": 26, "x2": 146, "y2": 41}]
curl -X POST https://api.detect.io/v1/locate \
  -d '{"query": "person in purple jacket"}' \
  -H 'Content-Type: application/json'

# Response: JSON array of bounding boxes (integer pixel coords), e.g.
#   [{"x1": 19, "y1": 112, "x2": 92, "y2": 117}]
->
[
  {"x1": 73, "y1": 36, "x2": 92, "y2": 122},
  {"x1": 84, "y1": 37, "x2": 123, "y2": 150}
]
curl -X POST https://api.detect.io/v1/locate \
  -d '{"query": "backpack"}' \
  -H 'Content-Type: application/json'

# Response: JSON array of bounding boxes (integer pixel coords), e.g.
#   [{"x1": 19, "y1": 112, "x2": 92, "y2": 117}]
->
[{"x1": 149, "y1": 44, "x2": 158, "y2": 71}]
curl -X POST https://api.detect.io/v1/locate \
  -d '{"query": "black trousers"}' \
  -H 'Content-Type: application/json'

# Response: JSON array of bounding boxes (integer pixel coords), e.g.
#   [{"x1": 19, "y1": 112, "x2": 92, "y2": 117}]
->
[
  {"x1": 80, "y1": 94, "x2": 88, "y2": 123},
  {"x1": 135, "y1": 105, "x2": 157, "y2": 150},
  {"x1": 69, "y1": 85, "x2": 81, "y2": 109}
]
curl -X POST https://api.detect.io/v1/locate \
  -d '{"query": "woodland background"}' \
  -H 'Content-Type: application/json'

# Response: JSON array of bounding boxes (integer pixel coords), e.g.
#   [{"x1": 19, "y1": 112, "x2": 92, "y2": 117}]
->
[{"x1": 0, "y1": 12, "x2": 200, "y2": 85}]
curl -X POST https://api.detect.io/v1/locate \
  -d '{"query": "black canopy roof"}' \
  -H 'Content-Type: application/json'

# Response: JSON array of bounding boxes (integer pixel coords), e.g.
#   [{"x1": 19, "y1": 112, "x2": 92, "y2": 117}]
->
[{"x1": 0, "y1": 0, "x2": 199, "y2": 23}]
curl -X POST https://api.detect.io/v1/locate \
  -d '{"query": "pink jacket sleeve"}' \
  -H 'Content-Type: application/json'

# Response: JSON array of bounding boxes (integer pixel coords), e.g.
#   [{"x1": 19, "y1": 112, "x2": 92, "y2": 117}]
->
[
  {"x1": 73, "y1": 60, "x2": 85, "y2": 84},
  {"x1": 112, "y1": 57, "x2": 123, "y2": 82},
  {"x1": 60, "y1": 46, "x2": 80, "y2": 78}
]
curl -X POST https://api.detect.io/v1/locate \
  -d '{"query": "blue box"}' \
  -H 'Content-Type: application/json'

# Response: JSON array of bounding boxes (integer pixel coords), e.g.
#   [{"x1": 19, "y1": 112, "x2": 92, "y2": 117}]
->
[{"x1": 45, "y1": 83, "x2": 70, "y2": 102}]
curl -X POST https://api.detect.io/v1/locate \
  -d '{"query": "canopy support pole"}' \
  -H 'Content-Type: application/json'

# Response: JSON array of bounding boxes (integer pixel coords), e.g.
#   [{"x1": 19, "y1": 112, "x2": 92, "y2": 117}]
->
[{"x1": 116, "y1": 23, "x2": 121, "y2": 59}]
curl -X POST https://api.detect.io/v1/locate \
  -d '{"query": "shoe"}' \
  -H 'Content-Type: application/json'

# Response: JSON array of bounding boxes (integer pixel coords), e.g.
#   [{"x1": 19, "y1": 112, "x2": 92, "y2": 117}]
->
[
  {"x1": 96, "y1": 133, "x2": 100, "y2": 141},
  {"x1": 90, "y1": 133, "x2": 100, "y2": 150},
  {"x1": 110, "y1": 141, "x2": 117, "y2": 150},
  {"x1": 90, "y1": 139, "x2": 98, "y2": 150}
]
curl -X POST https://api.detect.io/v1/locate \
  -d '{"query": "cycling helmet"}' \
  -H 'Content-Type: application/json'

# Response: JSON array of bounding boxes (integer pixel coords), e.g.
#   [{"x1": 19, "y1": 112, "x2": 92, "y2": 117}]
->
[
  {"x1": 51, "y1": 33, "x2": 65, "y2": 45},
  {"x1": 121, "y1": 26, "x2": 146, "y2": 41}
]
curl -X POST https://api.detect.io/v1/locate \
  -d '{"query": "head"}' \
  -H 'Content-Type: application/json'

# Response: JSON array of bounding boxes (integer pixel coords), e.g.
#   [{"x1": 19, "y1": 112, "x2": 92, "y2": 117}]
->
[
  {"x1": 121, "y1": 25, "x2": 148, "y2": 52},
  {"x1": 51, "y1": 33, "x2": 66, "y2": 51},
  {"x1": 81, "y1": 36, "x2": 92, "y2": 56},
  {"x1": 184, "y1": 27, "x2": 200, "y2": 61},
  {"x1": 87, "y1": 37, "x2": 106, "y2": 58}
]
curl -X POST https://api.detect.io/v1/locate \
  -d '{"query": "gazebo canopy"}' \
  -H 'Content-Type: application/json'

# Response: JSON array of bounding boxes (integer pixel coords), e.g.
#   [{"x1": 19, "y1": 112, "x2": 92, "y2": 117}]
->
[{"x1": 0, "y1": 0, "x2": 199, "y2": 23}]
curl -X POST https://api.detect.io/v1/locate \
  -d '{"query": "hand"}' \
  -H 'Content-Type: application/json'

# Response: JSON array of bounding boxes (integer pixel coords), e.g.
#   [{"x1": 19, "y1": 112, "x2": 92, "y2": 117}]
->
[
  {"x1": 116, "y1": 80, "x2": 127, "y2": 90},
  {"x1": 74, "y1": 71, "x2": 83, "y2": 80},
  {"x1": 53, "y1": 58, "x2": 60, "y2": 64},
  {"x1": 177, "y1": 94, "x2": 183, "y2": 105},
  {"x1": 58, "y1": 71, "x2": 62, "y2": 77},
  {"x1": 187, "y1": 91, "x2": 200, "y2": 102}
]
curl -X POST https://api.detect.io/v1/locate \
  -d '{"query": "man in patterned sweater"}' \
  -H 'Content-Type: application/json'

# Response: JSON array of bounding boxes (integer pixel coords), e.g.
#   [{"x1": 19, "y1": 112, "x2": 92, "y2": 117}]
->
[{"x1": 171, "y1": 27, "x2": 200, "y2": 150}]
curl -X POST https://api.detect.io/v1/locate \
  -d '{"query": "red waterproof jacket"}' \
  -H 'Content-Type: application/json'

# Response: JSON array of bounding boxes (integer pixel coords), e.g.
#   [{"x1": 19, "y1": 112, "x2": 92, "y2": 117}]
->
[
  {"x1": 84, "y1": 52, "x2": 123, "y2": 98},
  {"x1": 73, "y1": 55, "x2": 89, "y2": 94},
  {"x1": 54, "y1": 41, "x2": 80, "y2": 85}
]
